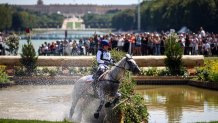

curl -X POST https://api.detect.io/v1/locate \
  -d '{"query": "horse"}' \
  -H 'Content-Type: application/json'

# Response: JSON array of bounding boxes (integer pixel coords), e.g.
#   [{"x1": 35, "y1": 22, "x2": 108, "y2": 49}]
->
[{"x1": 69, "y1": 54, "x2": 141, "y2": 122}]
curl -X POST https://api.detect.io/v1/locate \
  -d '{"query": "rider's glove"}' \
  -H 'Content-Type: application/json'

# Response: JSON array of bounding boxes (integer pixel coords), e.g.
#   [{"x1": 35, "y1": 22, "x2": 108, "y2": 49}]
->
[
  {"x1": 104, "y1": 61, "x2": 111, "y2": 66},
  {"x1": 105, "y1": 61, "x2": 114, "y2": 66}
]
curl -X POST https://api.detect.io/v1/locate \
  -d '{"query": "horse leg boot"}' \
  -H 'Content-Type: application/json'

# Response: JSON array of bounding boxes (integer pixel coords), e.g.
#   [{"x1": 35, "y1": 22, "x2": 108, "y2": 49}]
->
[{"x1": 94, "y1": 100, "x2": 104, "y2": 119}]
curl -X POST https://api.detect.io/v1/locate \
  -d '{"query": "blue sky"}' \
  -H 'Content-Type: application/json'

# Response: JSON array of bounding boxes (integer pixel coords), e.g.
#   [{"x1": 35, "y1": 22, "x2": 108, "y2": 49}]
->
[{"x1": 0, "y1": 0, "x2": 139, "y2": 5}]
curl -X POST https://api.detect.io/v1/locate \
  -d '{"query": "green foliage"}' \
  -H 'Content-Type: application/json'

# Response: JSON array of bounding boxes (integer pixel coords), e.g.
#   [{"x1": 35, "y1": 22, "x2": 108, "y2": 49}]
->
[
  {"x1": 210, "y1": 73, "x2": 218, "y2": 82},
  {"x1": 111, "y1": 73, "x2": 148, "y2": 123},
  {"x1": 34, "y1": 67, "x2": 59, "y2": 76},
  {"x1": 90, "y1": 49, "x2": 148, "y2": 122},
  {"x1": 111, "y1": 9, "x2": 136, "y2": 31},
  {"x1": 195, "y1": 59, "x2": 218, "y2": 82},
  {"x1": 164, "y1": 33, "x2": 184, "y2": 75},
  {"x1": 158, "y1": 69, "x2": 171, "y2": 76},
  {"x1": 14, "y1": 66, "x2": 26, "y2": 76},
  {"x1": 83, "y1": 13, "x2": 114, "y2": 28},
  {"x1": 20, "y1": 37, "x2": 38, "y2": 75},
  {"x1": 0, "y1": 65, "x2": 9, "y2": 83},
  {"x1": 110, "y1": 49, "x2": 126, "y2": 62},
  {"x1": 106, "y1": 50, "x2": 148, "y2": 122},
  {"x1": 141, "y1": 67, "x2": 171, "y2": 76},
  {"x1": 140, "y1": 0, "x2": 218, "y2": 32},
  {"x1": 142, "y1": 67, "x2": 158, "y2": 76},
  {"x1": 0, "y1": 4, "x2": 12, "y2": 31},
  {"x1": 1, "y1": 5, "x2": 64, "y2": 31},
  {"x1": 5, "y1": 33, "x2": 20, "y2": 55}
]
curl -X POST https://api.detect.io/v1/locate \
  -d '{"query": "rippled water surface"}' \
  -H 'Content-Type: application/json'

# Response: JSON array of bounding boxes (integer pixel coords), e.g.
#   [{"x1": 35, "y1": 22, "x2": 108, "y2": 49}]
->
[
  {"x1": 135, "y1": 85, "x2": 218, "y2": 123},
  {"x1": 0, "y1": 85, "x2": 73, "y2": 121},
  {"x1": 1, "y1": 85, "x2": 218, "y2": 123}
]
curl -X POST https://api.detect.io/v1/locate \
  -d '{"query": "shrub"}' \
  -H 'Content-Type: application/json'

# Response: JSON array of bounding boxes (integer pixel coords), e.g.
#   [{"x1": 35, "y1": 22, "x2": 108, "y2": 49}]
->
[
  {"x1": 158, "y1": 69, "x2": 170, "y2": 76},
  {"x1": 141, "y1": 67, "x2": 158, "y2": 76},
  {"x1": 107, "y1": 50, "x2": 148, "y2": 123},
  {"x1": 195, "y1": 59, "x2": 218, "y2": 82},
  {"x1": 20, "y1": 37, "x2": 38, "y2": 75},
  {"x1": 211, "y1": 73, "x2": 218, "y2": 82},
  {"x1": 0, "y1": 65, "x2": 9, "y2": 83},
  {"x1": 110, "y1": 72, "x2": 148, "y2": 123},
  {"x1": 164, "y1": 33, "x2": 184, "y2": 75},
  {"x1": 14, "y1": 66, "x2": 26, "y2": 76},
  {"x1": 5, "y1": 33, "x2": 20, "y2": 55}
]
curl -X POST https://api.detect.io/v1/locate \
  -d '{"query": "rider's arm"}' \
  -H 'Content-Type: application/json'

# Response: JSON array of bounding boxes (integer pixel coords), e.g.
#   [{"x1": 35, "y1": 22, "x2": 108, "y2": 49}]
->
[{"x1": 96, "y1": 50, "x2": 104, "y2": 64}]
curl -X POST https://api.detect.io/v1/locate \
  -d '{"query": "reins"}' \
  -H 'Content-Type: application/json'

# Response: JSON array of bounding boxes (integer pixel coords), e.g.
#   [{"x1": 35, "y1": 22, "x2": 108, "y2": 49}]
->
[{"x1": 98, "y1": 58, "x2": 133, "y2": 83}]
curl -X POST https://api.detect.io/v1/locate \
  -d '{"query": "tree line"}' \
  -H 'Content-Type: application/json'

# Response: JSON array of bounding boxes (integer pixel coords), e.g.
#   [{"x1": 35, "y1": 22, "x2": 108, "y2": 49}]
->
[
  {"x1": 0, "y1": 4, "x2": 64, "y2": 32},
  {"x1": 83, "y1": 0, "x2": 218, "y2": 32}
]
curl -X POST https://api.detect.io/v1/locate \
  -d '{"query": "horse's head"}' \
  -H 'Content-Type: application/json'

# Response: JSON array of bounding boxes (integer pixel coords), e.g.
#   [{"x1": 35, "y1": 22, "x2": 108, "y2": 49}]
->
[{"x1": 124, "y1": 54, "x2": 141, "y2": 74}]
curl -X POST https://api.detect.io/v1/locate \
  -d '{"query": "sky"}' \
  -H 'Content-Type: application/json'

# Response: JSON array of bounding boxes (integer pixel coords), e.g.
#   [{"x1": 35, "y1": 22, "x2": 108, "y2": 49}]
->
[{"x1": 0, "y1": 0, "x2": 139, "y2": 5}]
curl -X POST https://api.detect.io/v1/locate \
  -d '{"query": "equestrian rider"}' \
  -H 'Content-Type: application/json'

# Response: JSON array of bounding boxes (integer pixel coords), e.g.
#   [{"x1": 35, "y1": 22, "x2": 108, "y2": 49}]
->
[{"x1": 93, "y1": 40, "x2": 114, "y2": 80}]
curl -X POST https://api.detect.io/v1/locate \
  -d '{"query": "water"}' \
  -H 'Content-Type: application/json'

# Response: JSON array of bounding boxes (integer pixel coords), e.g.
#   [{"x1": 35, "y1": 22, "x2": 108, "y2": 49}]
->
[
  {"x1": 135, "y1": 85, "x2": 218, "y2": 123},
  {"x1": 1, "y1": 85, "x2": 218, "y2": 122},
  {"x1": 0, "y1": 85, "x2": 73, "y2": 121},
  {"x1": 18, "y1": 39, "x2": 58, "y2": 55}
]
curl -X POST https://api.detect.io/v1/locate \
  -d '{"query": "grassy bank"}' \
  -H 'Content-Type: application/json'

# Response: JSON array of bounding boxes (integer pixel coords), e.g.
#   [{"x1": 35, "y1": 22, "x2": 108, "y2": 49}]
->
[
  {"x1": 197, "y1": 121, "x2": 218, "y2": 123},
  {"x1": 0, "y1": 119, "x2": 71, "y2": 123}
]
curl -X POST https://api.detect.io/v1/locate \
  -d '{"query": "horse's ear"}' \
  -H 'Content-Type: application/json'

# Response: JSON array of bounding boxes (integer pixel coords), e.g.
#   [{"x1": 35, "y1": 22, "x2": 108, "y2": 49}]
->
[{"x1": 125, "y1": 54, "x2": 132, "y2": 59}]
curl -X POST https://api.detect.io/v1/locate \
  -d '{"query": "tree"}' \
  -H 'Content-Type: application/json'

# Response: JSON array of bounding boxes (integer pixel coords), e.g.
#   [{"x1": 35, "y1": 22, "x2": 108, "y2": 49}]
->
[
  {"x1": 0, "y1": 5, "x2": 12, "y2": 31},
  {"x1": 112, "y1": 9, "x2": 136, "y2": 31},
  {"x1": 20, "y1": 35, "x2": 38, "y2": 75},
  {"x1": 164, "y1": 33, "x2": 184, "y2": 75},
  {"x1": 12, "y1": 12, "x2": 23, "y2": 31}
]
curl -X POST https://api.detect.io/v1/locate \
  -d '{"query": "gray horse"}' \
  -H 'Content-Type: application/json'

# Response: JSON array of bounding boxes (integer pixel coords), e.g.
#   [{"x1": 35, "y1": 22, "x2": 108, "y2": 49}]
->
[{"x1": 69, "y1": 54, "x2": 140, "y2": 121}]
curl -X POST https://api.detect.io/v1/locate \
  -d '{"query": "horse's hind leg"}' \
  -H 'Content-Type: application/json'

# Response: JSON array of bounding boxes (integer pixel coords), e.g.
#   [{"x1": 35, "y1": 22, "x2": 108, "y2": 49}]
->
[{"x1": 94, "y1": 100, "x2": 104, "y2": 119}]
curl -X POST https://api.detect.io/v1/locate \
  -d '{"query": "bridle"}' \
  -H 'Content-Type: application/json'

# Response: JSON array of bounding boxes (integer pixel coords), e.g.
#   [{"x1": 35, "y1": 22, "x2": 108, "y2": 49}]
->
[
  {"x1": 114, "y1": 57, "x2": 135, "y2": 71},
  {"x1": 99, "y1": 57, "x2": 136, "y2": 84}
]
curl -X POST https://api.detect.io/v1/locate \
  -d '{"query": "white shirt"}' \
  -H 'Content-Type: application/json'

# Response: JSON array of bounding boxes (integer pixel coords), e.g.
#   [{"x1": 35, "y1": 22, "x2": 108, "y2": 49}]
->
[{"x1": 96, "y1": 49, "x2": 111, "y2": 64}]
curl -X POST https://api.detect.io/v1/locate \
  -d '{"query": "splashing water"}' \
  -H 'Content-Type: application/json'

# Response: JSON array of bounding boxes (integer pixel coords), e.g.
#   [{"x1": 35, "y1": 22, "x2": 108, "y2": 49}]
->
[{"x1": 69, "y1": 75, "x2": 106, "y2": 123}]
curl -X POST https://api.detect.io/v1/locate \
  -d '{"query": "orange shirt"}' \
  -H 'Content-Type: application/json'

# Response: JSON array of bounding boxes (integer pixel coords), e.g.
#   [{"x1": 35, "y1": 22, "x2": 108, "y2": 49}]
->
[{"x1": 129, "y1": 36, "x2": 136, "y2": 43}]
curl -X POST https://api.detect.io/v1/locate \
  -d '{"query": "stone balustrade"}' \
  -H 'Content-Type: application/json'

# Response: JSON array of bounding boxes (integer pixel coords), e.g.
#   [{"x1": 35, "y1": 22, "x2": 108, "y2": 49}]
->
[{"x1": 0, "y1": 55, "x2": 204, "y2": 67}]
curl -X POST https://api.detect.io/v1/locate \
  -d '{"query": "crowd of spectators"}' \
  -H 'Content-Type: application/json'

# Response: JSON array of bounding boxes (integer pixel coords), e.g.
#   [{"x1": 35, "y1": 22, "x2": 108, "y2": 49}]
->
[
  {"x1": 37, "y1": 27, "x2": 218, "y2": 56},
  {"x1": 1, "y1": 27, "x2": 218, "y2": 56}
]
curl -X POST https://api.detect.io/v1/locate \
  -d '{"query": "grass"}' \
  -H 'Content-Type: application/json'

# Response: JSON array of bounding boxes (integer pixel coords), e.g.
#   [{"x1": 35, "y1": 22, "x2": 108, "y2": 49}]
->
[
  {"x1": 0, "y1": 119, "x2": 71, "y2": 123},
  {"x1": 197, "y1": 121, "x2": 218, "y2": 123}
]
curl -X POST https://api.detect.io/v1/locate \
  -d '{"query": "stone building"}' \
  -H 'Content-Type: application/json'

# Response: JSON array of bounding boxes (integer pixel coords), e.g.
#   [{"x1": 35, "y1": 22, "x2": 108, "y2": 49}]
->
[{"x1": 16, "y1": 0, "x2": 136, "y2": 17}]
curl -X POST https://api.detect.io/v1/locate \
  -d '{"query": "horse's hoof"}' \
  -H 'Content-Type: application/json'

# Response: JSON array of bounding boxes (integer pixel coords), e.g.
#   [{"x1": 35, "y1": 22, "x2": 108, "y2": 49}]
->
[
  {"x1": 105, "y1": 102, "x2": 111, "y2": 108},
  {"x1": 94, "y1": 112, "x2": 99, "y2": 119}
]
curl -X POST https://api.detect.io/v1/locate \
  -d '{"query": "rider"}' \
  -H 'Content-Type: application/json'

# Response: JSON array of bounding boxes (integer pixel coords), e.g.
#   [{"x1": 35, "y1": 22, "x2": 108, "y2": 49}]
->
[{"x1": 93, "y1": 40, "x2": 114, "y2": 80}]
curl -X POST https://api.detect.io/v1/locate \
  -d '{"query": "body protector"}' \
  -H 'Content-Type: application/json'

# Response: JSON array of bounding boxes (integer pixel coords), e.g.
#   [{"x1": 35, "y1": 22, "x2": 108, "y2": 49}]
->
[{"x1": 93, "y1": 49, "x2": 114, "y2": 80}]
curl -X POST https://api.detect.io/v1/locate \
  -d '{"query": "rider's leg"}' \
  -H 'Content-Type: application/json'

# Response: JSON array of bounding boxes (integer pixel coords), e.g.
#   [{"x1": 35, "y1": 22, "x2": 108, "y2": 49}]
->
[{"x1": 92, "y1": 66, "x2": 105, "y2": 96}]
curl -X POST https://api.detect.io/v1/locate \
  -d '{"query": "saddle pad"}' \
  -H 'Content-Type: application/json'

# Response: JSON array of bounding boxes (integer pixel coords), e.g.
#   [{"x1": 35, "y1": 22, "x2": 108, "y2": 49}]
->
[{"x1": 86, "y1": 75, "x2": 94, "y2": 82}]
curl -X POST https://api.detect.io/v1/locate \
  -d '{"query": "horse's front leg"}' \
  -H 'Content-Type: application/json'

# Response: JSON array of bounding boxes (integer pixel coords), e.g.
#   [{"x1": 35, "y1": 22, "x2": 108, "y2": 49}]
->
[
  {"x1": 94, "y1": 99, "x2": 104, "y2": 119},
  {"x1": 105, "y1": 92, "x2": 121, "y2": 108},
  {"x1": 112, "y1": 92, "x2": 121, "y2": 105}
]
